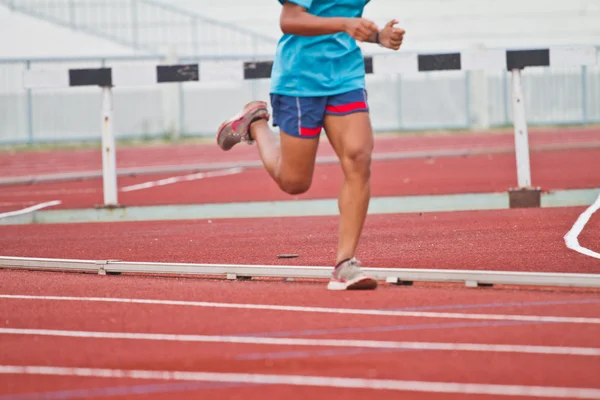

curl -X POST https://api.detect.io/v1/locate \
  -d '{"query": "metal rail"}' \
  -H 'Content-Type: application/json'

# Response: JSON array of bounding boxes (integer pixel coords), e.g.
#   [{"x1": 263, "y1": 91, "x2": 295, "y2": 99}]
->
[{"x1": 2, "y1": 256, "x2": 599, "y2": 288}]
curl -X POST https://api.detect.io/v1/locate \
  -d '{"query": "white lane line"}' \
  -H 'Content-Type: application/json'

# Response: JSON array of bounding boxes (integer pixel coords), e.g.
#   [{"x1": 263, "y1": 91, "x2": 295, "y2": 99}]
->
[
  {"x1": 564, "y1": 193, "x2": 600, "y2": 259},
  {"x1": 0, "y1": 201, "x2": 37, "y2": 207},
  {"x1": 2, "y1": 295, "x2": 599, "y2": 324},
  {"x1": 2, "y1": 328, "x2": 599, "y2": 356},
  {"x1": 1, "y1": 366, "x2": 599, "y2": 398},
  {"x1": 0, "y1": 200, "x2": 61, "y2": 219},
  {"x1": 1, "y1": 188, "x2": 98, "y2": 197},
  {"x1": 119, "y1": 167, "x2": 244, "y2": 192}
]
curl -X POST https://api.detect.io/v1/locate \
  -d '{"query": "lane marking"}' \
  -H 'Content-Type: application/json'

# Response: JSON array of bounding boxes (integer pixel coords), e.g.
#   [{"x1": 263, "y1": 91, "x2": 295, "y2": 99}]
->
[
  {"x1": 0, "y1": 200, "x2": 61, "y2": 220},
  {"x1": 0, "y1": 381, "x2": 243, "y2": 400},
  {"x1": 244, "y1": 320, "x2": 536, "y2": 339},
  {"x1": 0, "y1": 168, "x2": 244, "y2": 197},
  {"x1": 234, "y1": 347, "x2": 409, "y2": 361},
  {"x1": 1, "y1": 295, "x2": 600, "y2": 324},
  {"x1": 3, "y1": 327, "x2": 599, "y2": 356},
  {"x1": 1, "y1": 366, "x2": 600, "y2": 398},
  {"x1": 119, "y1": 167, "x2": 244, "y2": 192},
  {"x1": 564, "y1": 193, "x2": 600, "y2": 259},
  {"x1": 0, "y1": 188, "x2": 98, "y2": 197},
  {"x1": 0, "y1": 201, "x2": 37, "y2": 207},
  {"x1": 389, "y1": 298, "x2": 600, "y2": 312}
]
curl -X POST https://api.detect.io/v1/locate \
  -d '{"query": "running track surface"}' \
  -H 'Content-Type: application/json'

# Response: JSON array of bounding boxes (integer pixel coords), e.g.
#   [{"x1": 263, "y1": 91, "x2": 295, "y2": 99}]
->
[
  {"x1": 1, "y1": 129, "x2": 600, "y2": 212},
  {"x1": 3, "y1": 127, "x2": 600, "y2": 178},
  {"x1": 1, "y1": 208, "x2": 599, "y2": 273},
  {"x1": 3, "y1": 130, "x2": 600, "y2": 399},
  {"x1": 1, "y1": 269, "x2": 600, "y2": 400}
]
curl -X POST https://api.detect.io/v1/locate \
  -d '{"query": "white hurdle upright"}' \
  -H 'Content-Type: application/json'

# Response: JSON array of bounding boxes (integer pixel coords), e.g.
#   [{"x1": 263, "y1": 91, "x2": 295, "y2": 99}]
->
[
  {"x1": 101, "y1": 87, "x2": 117, "y2": 206},
  {"x1": 511, "y1": 68, "x2": 531, "y2": 189},
  {"x1": 23, "y1": 46, "x2": 598, "y2": 208}
]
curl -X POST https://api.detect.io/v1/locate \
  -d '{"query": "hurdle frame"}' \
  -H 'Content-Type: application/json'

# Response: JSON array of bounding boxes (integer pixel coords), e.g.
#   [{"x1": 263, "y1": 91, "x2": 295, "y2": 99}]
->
[
  {"x1": 6, "y1": 47, "x2": 600, "y2": 288},
  {"x1": 21, "y1": 45, "x2": 598, "y2": 208},
  {"x1": 511, "y1": 69, "x2": 531, "y2": 188},
  {"x1": 2, "y1": 256, "x2": 600, "y2": 288}
]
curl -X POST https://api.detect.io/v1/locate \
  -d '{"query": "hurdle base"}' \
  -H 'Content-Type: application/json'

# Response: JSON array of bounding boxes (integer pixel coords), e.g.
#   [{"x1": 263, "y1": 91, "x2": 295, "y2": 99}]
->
[
  {"x1": 3, "y1": 256, "x2": 600, "y2": 288},
  {"x1": 465, "y1": 281, "x2": 495, "y2": 288},
  {"x1": 385, "y1": 277, "x2": 414, "y2": 286},
  {"x1": 95, "y1": 260, "x2": 122, "y2": 276},
  {"x1": 94, "y1": 204, "x2": 126, "y2": 210},
  {"x1": 508, "y1": 187, "x2": 542, "y2": 208},
  {"x1": 226, "y1": 273, "x2": 253, "y2": 281}
]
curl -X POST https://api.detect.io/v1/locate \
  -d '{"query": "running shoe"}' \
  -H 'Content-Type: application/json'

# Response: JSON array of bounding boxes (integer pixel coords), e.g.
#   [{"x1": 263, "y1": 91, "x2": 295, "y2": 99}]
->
[
  {"x1": 217, "y1": 101, "x2": 270, "y2": 151},
  {"x1": 327, "y1": 258, "x2": 378, "y2": 290}
]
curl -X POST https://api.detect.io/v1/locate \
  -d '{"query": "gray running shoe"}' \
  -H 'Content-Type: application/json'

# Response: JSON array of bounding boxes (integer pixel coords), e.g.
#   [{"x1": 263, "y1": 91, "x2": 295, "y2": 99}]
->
[
  {"x1": 327, "y1": 258, "x2": 378, "y2": 291},
  {"x1": 217, "y1": 101, "x2": 270, "y2": 151}
]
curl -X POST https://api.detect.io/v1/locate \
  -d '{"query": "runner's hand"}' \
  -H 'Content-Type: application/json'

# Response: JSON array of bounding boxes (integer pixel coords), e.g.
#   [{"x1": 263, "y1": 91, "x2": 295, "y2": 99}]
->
[
  {"x1": 379, "y1": 19, "x2": 405, "y2": 50},
  {"x1": 343, "y1": 18, "x2": 379, "y2": 42}
]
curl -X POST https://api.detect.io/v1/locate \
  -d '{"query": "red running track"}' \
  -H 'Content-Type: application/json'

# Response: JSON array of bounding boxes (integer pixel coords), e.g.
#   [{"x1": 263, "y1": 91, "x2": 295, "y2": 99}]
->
[
  {"x1": 1, "y1": 207, "x2": 599, "y2": 273},
  {"x1": 2, "y1": 127, "x2": 599, "y2": 179},
  {"x1": 2, "y1": 129, "x2": 600, "y2": 399},
  {"x1": 1, "y1": 269, "x2": 600, "y2": 399},
  {"x1": 1, "y1": 147, "x2": 599, "y2": 211}
]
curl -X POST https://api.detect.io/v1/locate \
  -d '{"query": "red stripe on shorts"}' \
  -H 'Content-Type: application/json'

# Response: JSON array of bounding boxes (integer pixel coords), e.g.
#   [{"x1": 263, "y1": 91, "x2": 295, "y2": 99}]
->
[
  {"x1": 300, "y1": 126, "x2": 322, "y2": 136},
  {"x1": 325, "y1": 101, "x2": 368, "y2": 114}
]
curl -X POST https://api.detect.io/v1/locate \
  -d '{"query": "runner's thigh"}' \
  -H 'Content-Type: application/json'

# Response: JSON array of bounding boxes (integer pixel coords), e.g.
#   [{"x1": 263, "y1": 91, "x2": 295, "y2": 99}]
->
[
  {"x1": 322, "y1": 89, "x2": 373, "y2": 170},
  {"x1": 271, "y1": 94, "x2": 327, "y2": 186}
]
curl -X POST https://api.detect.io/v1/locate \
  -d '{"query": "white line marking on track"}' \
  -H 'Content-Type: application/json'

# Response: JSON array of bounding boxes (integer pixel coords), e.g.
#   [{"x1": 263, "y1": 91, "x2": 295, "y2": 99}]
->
[
  {"x1": 1, "y1": 366, "x2": 599, "y2": 398},
  {"x1": 0, "y1": 201, "x2": 37, "y2": 207},
  {"x1": 2, "y1": 328, "x2": 599, "y2": 356},
  {"x1": 0, "y1": 200, "x2": 61, "y2": 219},
  {"x1": 564, "y1": 193, "x2": 600, "y2": 259},
  {"x1": 1, "y1": 188, "x2": 98, "y2": 197},
  {"x1": 119, "y1": 167, "x2": 244, "y2": 192},
  {"x1": 2, "y1": 295, "x2": 599, "y2": 324}
]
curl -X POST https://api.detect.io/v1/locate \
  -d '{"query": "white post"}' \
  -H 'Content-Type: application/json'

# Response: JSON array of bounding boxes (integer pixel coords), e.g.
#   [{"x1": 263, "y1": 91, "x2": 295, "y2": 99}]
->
[
  {"x1": 101, "y1": 86, "x2": 118, "y2": 206},
  {"x1": 511, "y1": 68, "x2": 532, "y2": 188},
  {"x1": 468, "y1": 43, "x2": 490, "y2": 130},
  {"x1": 162, "y1": 45, "x2": 181, "y2": 139}
]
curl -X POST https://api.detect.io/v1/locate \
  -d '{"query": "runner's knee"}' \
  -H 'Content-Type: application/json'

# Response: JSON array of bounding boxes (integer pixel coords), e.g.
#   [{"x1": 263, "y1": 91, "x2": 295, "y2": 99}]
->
[
  {"x1": 278, "y1": 177, "x2": 312, "y2": 195},
  {"x1": 341, "y1": 149, "x2": 372, "y2": 180}
]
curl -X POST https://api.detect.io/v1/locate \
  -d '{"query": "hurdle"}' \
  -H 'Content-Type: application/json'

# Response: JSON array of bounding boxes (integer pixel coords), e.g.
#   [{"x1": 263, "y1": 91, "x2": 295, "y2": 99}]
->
[
  {"x1": 22, "y1": 46, "x2": 598, "y2": 207},
  {"x1": 6, "y1": 46, "x2": 598, "y2": 288},
  {"x1": 2, "y1": 256, "x2": 600, "y2": 288}
]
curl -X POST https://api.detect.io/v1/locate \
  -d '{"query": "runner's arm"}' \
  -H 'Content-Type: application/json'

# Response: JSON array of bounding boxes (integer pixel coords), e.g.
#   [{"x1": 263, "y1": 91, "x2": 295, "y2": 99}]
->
[{"x1": 280, "y1": 1, "x2": 378, "y2": 40}]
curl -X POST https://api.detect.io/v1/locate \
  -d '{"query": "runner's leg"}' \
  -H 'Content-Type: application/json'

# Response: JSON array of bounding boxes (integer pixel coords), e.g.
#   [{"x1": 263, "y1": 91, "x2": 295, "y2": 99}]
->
[
  {"x1": 217, "y1": 96, "x2": 325, "y2": 195},
  {"x1": 250, "y1": 120, "x2": 319, "y2": 194},
  {"x1": 322, "y1": 89, "x2": 377, "y2": 290},
  {"x1": 323, "y1": 90, "x2": 373, "y2": 265}
]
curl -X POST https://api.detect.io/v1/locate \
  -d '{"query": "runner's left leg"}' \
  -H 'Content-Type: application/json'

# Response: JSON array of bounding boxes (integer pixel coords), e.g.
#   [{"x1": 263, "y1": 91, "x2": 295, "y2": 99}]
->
[{"x1": 323, "y1": 89, "x2": 377, "y2": 290}]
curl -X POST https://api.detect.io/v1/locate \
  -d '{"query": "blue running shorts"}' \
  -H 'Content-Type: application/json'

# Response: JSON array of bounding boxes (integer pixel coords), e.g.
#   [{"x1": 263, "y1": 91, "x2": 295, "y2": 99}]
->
[{"x1": 270, "y1": 89, "x2": 369, "y2": 138}]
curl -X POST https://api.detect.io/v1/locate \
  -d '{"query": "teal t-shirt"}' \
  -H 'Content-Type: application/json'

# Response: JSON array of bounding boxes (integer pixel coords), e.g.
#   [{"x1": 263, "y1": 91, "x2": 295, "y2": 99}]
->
[{"x1": 270, "y1": 0, "x2": 370, "y2": 97}]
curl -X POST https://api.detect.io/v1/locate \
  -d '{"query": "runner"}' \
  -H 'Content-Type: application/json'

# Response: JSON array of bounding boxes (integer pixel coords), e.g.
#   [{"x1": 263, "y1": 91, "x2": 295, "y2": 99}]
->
[{"x1": 217, "y1": 0, "x2": 405, "y2": 290}]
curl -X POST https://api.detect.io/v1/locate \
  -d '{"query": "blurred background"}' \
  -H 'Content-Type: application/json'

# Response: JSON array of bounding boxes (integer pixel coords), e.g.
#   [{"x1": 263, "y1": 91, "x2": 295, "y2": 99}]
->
[{"x1": 0, "y1": 0, "x2": 599, "y2": 145}]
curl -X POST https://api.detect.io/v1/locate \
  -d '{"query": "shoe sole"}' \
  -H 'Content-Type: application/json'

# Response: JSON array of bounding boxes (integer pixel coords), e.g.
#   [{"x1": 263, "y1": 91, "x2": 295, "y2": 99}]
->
[
  {"x1": 327, "y1": 276, "x2": 378, "y2": 291},
  {"x1": 216, "y1": 103, "x2": 268, "y2": 151}
]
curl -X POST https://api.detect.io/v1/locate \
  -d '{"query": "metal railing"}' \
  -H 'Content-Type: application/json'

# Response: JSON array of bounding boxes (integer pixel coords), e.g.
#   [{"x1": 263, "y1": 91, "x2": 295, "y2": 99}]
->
[{"x1": 0, "y1": 0, "x2": 278, "y2": 56}]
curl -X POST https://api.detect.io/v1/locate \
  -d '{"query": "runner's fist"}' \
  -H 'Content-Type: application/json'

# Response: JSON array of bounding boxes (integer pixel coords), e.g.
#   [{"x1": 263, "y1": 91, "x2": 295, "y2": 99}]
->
[
  {"x1": 343, "y1": 18, "x2": 379, "y2": 42},
  {"x1": 379, "y1": 19, "x2": 405, "y2": 50}
]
